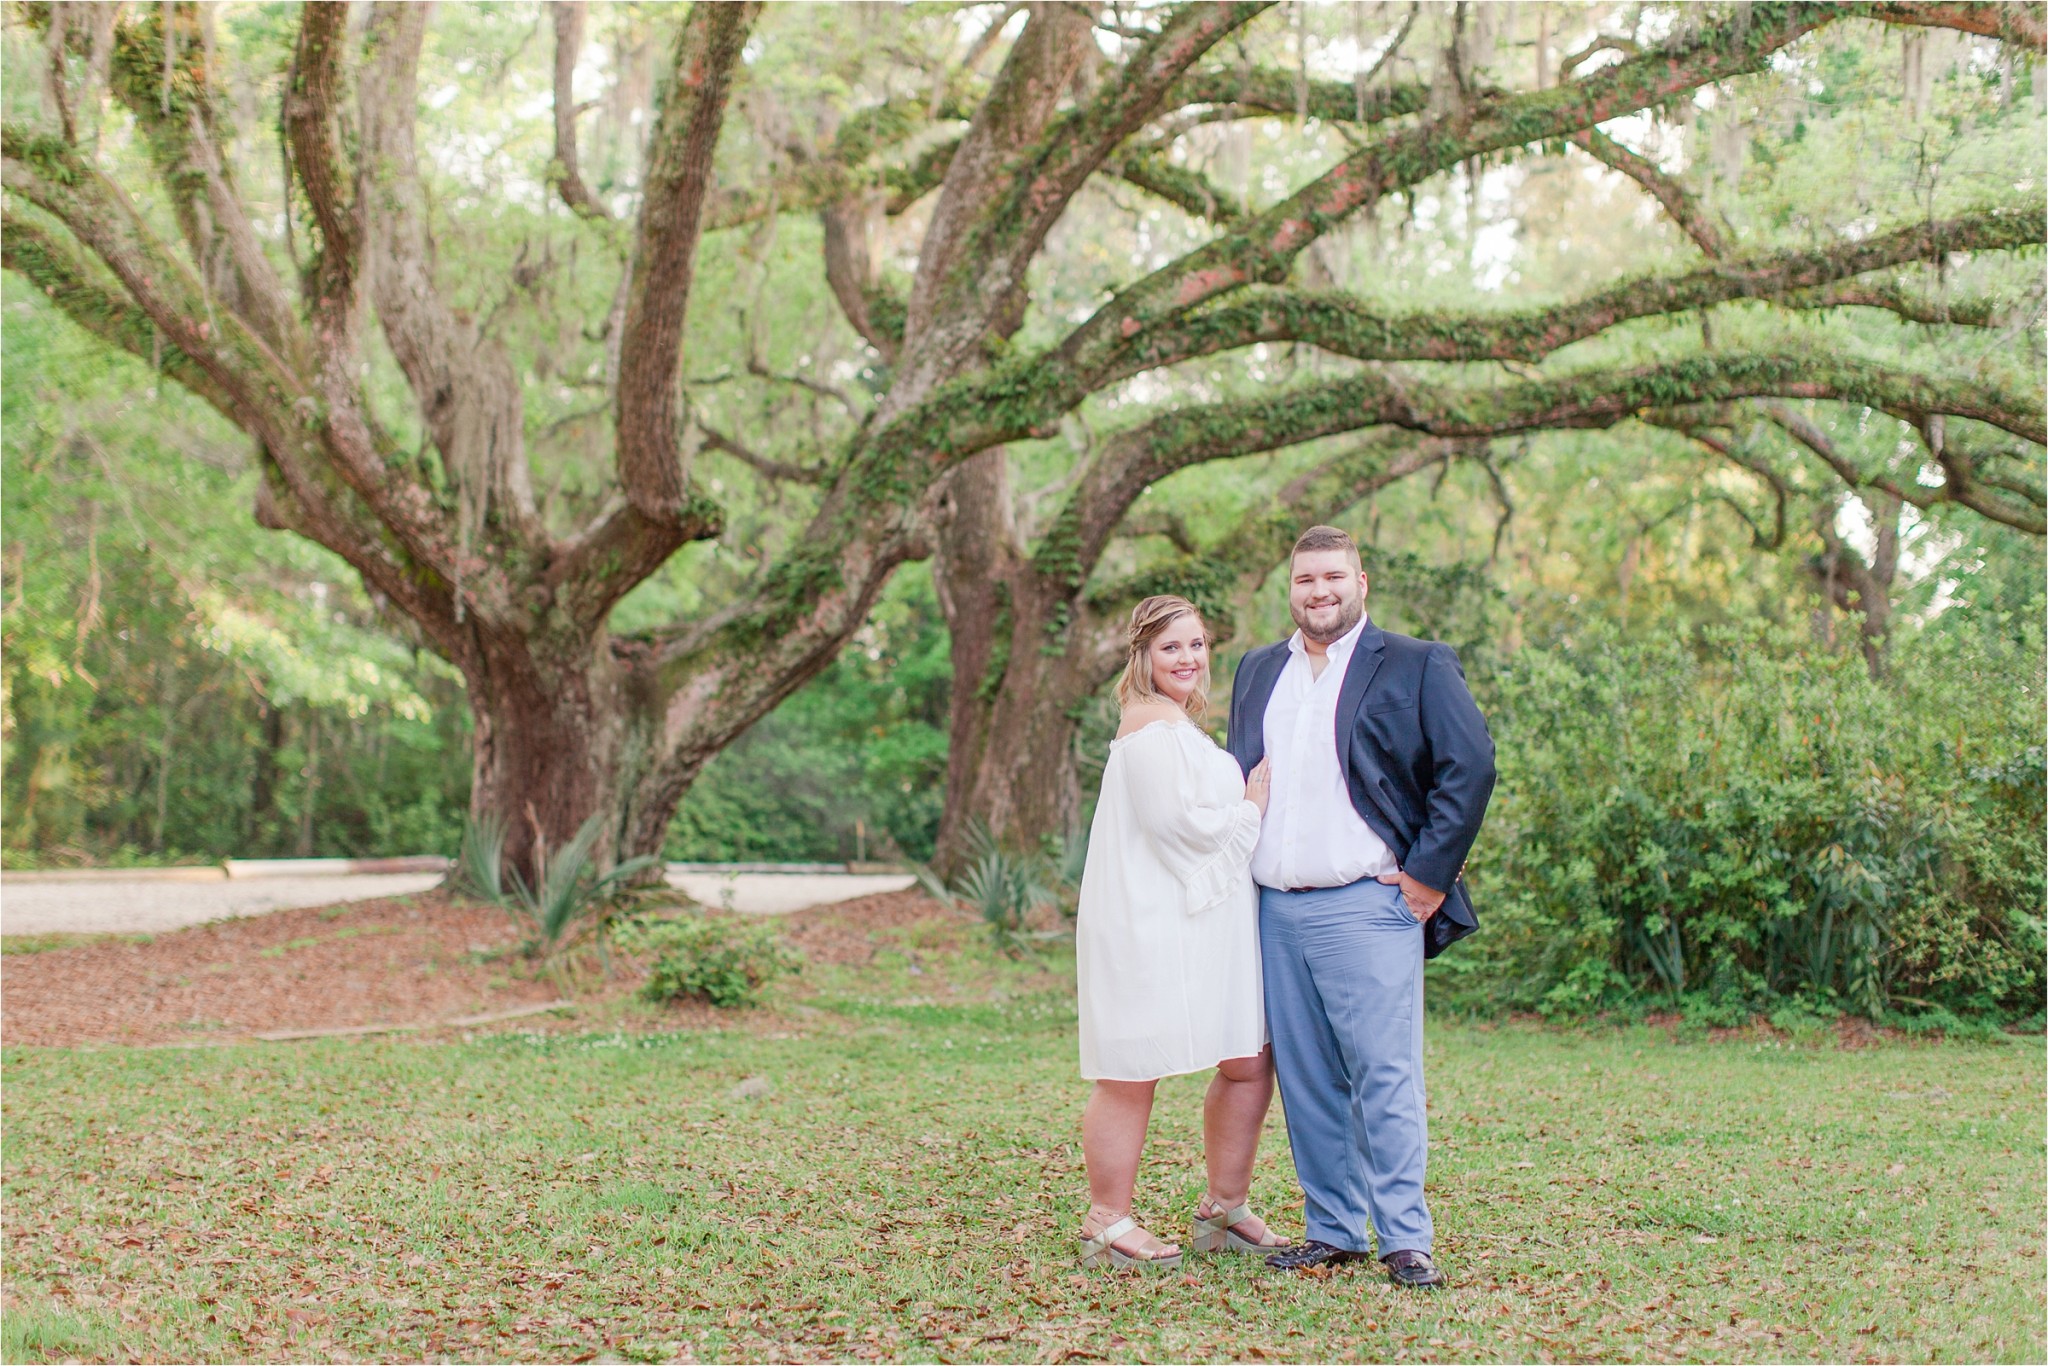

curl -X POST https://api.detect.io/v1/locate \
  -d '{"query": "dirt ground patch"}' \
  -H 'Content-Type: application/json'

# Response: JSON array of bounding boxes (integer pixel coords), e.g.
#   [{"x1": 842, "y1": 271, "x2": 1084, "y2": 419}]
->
[
  {"x1": 778, "y1": 886, "x2": 972, "y2": 965},
  {"x1": 1, "y1": 888, "x2": 954, "y2": 1049}
]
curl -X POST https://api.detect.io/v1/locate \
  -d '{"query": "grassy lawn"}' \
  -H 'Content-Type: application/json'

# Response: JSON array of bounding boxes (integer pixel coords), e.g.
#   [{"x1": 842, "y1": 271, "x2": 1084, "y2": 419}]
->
[{"x1": 3, "y1": 927, "x2": 2042, "y2": 1364}]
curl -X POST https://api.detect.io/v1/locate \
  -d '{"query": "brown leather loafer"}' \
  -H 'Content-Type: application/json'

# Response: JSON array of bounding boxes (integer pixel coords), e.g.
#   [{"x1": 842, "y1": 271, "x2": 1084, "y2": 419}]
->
[{"x1": 1382, "y1": 1248, "x2": 1446, "y2": 1289}]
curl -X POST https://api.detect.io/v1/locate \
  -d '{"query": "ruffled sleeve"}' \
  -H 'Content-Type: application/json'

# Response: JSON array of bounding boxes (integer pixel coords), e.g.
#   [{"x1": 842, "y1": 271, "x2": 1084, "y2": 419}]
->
[{"x1": 1120, "y1": 723, "x2": 1261, "y2": 916}]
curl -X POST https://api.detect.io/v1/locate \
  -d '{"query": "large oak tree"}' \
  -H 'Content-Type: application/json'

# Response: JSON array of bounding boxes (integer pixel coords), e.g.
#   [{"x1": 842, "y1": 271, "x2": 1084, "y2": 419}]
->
[{"x1": 5, "y1": 1, "x2": 2041, "y2": 874}]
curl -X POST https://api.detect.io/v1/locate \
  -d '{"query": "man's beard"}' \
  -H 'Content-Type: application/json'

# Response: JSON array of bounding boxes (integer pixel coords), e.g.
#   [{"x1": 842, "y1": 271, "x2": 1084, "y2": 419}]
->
[{"x1": 1292, "y1": 593, "x2": 1363, "y2": 645}]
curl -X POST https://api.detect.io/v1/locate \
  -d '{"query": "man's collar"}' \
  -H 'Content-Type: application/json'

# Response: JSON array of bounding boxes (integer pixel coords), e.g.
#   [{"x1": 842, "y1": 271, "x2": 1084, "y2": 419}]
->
[{"x1": 1286, "y1": 612, "x2": 1371, "y2": 661}]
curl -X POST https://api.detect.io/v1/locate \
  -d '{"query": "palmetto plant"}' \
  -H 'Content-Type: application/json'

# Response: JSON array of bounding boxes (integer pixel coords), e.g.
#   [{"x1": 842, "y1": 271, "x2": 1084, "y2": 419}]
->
[
  {"x1": 914, "y1": 822, "x2": 1060, "y2": 948},
  {"x1": 1045, "y1": 827, "x2": 1088, "y2": 920},
  {"x1": 455, "y1": 809, "x2": 510, "y2": 904},
  {"x1": 508, "y1": 814, "x2": 661, "y2": 957},
  {"x1": 457, "y1": 811, "x2": 658, "y2": 961}
]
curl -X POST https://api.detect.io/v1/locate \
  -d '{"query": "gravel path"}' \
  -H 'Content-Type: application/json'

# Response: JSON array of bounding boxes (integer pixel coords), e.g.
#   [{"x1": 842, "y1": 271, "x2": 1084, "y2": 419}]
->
[
  {"x1": 667, "y1": 871, "x2": 915, "y2": 916},
  {"x1": 1, "y1": 874, "x2": 445, "y2": 937},
  {"x1": 0, "y1": 871, "x2": 916, "y2": 937}
]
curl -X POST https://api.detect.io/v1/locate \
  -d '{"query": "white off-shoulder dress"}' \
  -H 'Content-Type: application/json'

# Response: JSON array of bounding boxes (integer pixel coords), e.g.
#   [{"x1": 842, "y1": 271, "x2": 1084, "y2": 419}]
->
[{"x1": 1076, "y1": 718, "x2": 1265, "y2": 1081}]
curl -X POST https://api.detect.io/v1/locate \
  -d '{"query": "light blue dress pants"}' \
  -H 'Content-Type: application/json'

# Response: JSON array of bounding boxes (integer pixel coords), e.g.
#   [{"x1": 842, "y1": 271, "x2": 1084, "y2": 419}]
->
[{"x1": 1258, "y1": 879, "x2": 1432, "y2": 1256}]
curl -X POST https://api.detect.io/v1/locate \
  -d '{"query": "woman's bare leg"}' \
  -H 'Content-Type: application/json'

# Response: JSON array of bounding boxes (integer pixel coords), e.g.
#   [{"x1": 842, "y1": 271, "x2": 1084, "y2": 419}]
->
[
  {"x1": 1081, "y1": 1079, "x2": 1178, "y2": 1257},
  {"x1": 1199, "y1": 1048, "x2": 1287, "y2": 1245}
]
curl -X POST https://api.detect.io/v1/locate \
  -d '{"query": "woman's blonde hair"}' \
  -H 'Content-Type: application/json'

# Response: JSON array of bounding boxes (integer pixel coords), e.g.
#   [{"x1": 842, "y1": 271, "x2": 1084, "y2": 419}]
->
[{"x1": 1113, "y1": 594, "x2": 1210, "y2": 721}]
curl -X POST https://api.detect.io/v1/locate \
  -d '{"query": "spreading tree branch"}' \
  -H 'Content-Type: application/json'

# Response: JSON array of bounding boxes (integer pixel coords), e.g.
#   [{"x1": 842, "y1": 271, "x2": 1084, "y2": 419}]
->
[
  {"x1": 894, "y1": 2, "x2": 1268, "y2": 405},
  {"x1": 614, "y1": 0, "x2": 760, "y2": 524},
  {"x1": 28, "y1": 4, "x2": 295, "y2": 350},
  {"x1": 4, "y1": 129, "x2": 298, "y2": 452},
  {"x1": 1765, "y1": 402, "x2": 2046, "y2": 533},
  {"x1": 1570, "y1": 126, "x2": 1728, "y2": 258},
  {"x1": 1019, "y1": 1, "x2": 1273, "y2": 223},
  {"x1": 1559, "y1": 33, "x2": 1642, "y2": 80},
  {"x1": 80, "y1": 3, "x2": 302, "y2": 357},
  {"x1": 1783, "y1": 280, "x2": 2012, "y2": 327},
  {"x1": 820, "y1": 194, "x2": 901, "y2": 361},
  {"x1": 952, "y1": 2, "x2": 1026, "y2": 96},
  {"x1": 562, "y1": 1, "x2": 760, "y2": 628},
  {"x1": 278, "y1": 3, "x2": 479, "y2": 618},
  {"x1": 1032, "y1": 350, "x2": 2044, "y2": 593},
  {"x1": 890, "y1": 125, "x2": 1256, "y2": 225},
  {"x1": 1, "y1": 209, "x2": 240, "y2": 419},
  {"x1": 357, "y1": 2, "x2": 541, "y2": 584},
  {"x1": 283, "y1": 1, "x2": 357, "y2": 313},
  {"x1": 703, "y1": 22, "x2": 1430, "y2": 237},
  {"x1": 883, "y1": 134, "x2": 965, "y2": 214},
  {"x1": 1651, "y1": 421, "x2": 1792, "y2": 549},
  {"x1": 893, "y1": 1, "x2": 1099, "y2": 389},
  {"x1": 1052, "y1": 1, "x2": 2042, "y2": 385},
  {"x1": 1, "y1": 130, "x2": 461, "y2": 644},
  {"x1": 1101, "y1": 143, "x2": 1245, "y2": 222},
  {"x1": 834, "y1": 200, "x2": 2042, "y2": 507},
  {"x1": 1101, "y1": 204, "x2": 2042, "y2": 380},
  {"x1": 1167, "y1": 64, "x2": 1431, "y2": 125},
  {"x1": 551, "y1": 2, "x2": 610, "y2": 221},
  {"x1": 699, "y1": 421, "x2": 835, "y2": 486},
  {"x1": 1115, "y1": 508, "x2": 1200, "y2": 555},
  {"x1": 708, "y1": 97, "x2": 961, "y2": 230},
  {"x1": 1862, "y1": 2, "x2": 2046, "y2": 46}
]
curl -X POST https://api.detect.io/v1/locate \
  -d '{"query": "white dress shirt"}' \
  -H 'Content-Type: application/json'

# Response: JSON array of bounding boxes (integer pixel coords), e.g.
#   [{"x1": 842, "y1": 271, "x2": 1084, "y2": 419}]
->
[{"x1": 1249, "y1": 615, "x2": 1398, "y2": 890}]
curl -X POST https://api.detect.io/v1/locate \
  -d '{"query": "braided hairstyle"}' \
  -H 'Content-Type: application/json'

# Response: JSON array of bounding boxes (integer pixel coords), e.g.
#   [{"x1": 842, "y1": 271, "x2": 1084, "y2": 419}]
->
[{"x1": 1112, "y1": 594, "x2": 1210, "y2": 722}]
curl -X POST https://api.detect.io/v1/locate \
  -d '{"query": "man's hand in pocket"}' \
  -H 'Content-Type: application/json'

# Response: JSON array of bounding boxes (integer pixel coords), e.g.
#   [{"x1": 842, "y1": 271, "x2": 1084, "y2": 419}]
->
[{"x1": 1375, "y1": 870, "x2": 1445, "y2": 922}]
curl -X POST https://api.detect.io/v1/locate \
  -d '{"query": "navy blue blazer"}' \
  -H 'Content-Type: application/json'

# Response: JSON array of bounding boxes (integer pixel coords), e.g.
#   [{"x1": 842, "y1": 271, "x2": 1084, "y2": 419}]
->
[{"x1": 1227, "y1": 621, "x2": 1497, "y2": 959}]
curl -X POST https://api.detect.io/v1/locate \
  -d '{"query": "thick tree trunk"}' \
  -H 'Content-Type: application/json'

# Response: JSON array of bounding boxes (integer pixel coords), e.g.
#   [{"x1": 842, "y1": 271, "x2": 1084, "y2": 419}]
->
[
  {"x1": 930, "y1": 453, "x2": 1018, "y2": 870},
  {"x1": 461, "y1": 627, "x2": 647, "y2": 877},
  {"x1": 931, "y1": 580, "x2": 1107, "y2": 872},
  {"x1": 930, "y1": 452, "x2": 1121, "y2": 873}
]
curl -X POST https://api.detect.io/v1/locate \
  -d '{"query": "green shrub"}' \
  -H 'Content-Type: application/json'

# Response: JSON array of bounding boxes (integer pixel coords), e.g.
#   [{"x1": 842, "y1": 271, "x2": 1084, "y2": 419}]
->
[
  {"x1": 630, "y1": 914, "x2": 801, "y2": 1008},
  {"x1": 1450, "y1": 606, "x2": 2044, "y2": 1023}
]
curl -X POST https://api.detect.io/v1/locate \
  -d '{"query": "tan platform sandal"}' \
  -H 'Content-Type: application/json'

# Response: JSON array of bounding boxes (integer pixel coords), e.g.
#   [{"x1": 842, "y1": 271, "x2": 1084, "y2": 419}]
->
[
  {"x1": 1078, "y1": 1214, "x2": 1184, "y2": 1271},
  {"x1": 1189, "y1": 1199, "x2": 1292, "y2": 1254}
]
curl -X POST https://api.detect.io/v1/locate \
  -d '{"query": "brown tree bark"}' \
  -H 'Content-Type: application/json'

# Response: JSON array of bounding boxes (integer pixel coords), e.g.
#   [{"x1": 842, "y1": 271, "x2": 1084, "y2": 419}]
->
[{"x1": 929, "y1": 452, "x2": 1125, "y2": 867}]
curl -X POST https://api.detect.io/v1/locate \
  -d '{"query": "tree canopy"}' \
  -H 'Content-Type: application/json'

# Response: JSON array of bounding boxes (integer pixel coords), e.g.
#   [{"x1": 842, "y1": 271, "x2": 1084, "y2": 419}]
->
[{"x1": 3, "y1": 0, "x2": 2042, "y2": 874}]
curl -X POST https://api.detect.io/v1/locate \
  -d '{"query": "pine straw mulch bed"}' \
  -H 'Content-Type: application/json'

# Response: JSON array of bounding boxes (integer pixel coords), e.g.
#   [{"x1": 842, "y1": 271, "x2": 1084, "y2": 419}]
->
[{"x1": 0, "y1": 887, "x2": 957, "y2": 1050}]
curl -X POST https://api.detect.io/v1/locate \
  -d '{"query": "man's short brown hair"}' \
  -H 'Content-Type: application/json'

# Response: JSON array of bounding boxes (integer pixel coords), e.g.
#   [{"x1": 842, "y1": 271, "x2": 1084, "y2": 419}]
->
[{"x1": 1291, "y1": 524, "x2": 1362, "y2": 569}]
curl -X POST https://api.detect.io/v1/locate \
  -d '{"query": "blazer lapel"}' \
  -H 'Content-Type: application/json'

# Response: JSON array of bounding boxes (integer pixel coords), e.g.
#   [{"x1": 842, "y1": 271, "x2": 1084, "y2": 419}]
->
[
  {"x1": 1334, "y1": 619, "x2": 1387, "y2": 752},
  {"x1": 1234, "y1": 644, "x2": 1289, "y2": 769}
]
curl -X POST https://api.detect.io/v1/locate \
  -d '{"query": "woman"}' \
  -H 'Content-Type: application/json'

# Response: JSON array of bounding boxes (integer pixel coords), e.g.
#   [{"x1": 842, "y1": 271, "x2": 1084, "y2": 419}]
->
[{"x1": 1074, "y1": 594, "x2": 1289, "y2": 1269}]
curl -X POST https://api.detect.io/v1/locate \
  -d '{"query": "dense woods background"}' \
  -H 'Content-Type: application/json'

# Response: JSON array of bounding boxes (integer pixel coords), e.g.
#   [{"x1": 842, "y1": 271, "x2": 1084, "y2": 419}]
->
[{"x1": 3, "y1": 0, "x2": 2042, "y2": 1021}]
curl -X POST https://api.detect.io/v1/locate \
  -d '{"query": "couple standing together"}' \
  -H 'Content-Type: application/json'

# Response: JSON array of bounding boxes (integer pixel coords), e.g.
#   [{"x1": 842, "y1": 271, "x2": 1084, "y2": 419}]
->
[{"x1": 1074, "y1": 525, "x2": 1496, "y2": 1288}]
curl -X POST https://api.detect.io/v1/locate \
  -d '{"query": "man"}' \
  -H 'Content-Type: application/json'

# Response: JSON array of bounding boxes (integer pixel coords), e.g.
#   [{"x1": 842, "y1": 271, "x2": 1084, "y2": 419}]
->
[{"x1": 1227, "y1": 525, "x2": 1496, "y2": 1289}]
